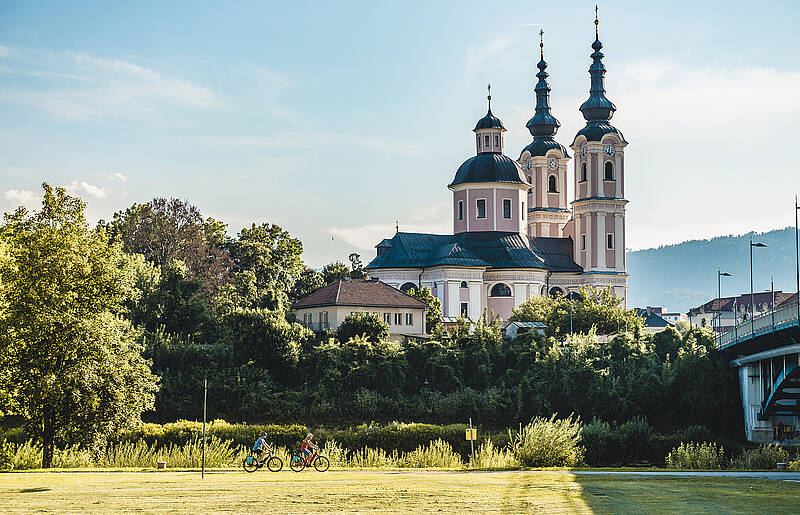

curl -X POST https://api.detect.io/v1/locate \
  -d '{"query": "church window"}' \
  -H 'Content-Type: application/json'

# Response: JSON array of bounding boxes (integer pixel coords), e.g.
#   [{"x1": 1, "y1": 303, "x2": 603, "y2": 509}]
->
[
  {"x1": 607, "y1": 233, "x2": 614, "y2": 250},
  {"x1": 490, "y1": 283, "x2": 512, "y2": 297},
  {"x1": 581, "y1": 162, "x2": 587, "y2": 182},
  {"x1": 458, "y1": 200, "x2": 463, "y2": 221},
  {"x1": 484, "y1": 134, "x2": 490, "y2": 147},
  {"x1": 476, "y1": 135, "x2": 481, "y2": 150},
  {"x1": 502, "y1": 199, "x2": 511, "y2": 219},
  {"x1": 460, "y1": 281, "x2": 467, "y2": 288},
  {"x1": 476, "y1": 198, "x2": 486, "y2": 219},
  {"x1": 581, "y1": 234, "x2": 586, "y2": 250},
  {"x1": 400, "y1": 282, "x2": 416, "y2": 293},
  {"x1": 522, "y1": 202, "x2": 525, "y2": 219},
  {"x1": 548, "y1": 175, "x2": 557, "y2": 193},
  {"x1": 461, "y1": 302, "x2": 469, "y2": 316},
  {"x1": 604, "y1": 162, "x2": 614, "y2": 181},
  {"x1": 494, "y1": 134, "x2": 499, "y2": 146},
  {"x1": 527, "y1": 175, "x2": 531, "y2": 183}
]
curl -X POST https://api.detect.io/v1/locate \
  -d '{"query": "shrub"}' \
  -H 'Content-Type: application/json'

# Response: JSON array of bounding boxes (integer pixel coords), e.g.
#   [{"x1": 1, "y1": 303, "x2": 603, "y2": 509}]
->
[
  {"x1": 398, "y1": 439, "x2": 463, "y2": 468},
  {"x1": 510, "y1": 414, "x2": 584, "y2": 468},
  {"x1": 349, "y1": 447, "x2": 396, "y2": 468},
  {"x1": 117, "y1": 420, "x2": 307, "y2": 450},
  {"x1": 732, "y1": 444, "x2": 791, "y2": 470},
  {"x1": 616, "y1": 417, "x2": 655, "y2": 463},
  {"x1": 788, "y1": 460, "x2": 800, "y2": 472},
  {"x1": 581, "y1": 419, "x2": 618, "y2": 467},
  {"x1": 0, "y1": 441, "x2": 92, "y2": 470},
  {"x1": 336, "y1": 313, "x2": 389, "y2": 343},
  {"x1": 321, "y1": 439, "x2": 348, "y2": 469},
  {"x1": 666, "y1": 442, "x2": 725, "y2": 470},
  {"x1": 474, "y1": 439, "x2": 518, "y2": 469}
]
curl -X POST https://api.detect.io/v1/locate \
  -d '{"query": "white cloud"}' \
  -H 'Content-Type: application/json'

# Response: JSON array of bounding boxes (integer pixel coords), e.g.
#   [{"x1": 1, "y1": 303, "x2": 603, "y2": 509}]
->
[
  {"x1": 0, "y1": 47, "x2": 219, "y2": 119},
  {"x1": 179, "y1": 132, "x2": 421, "y2": 156},
  {"x1": 67, "y1": 180, "x2": 109, "y2": 198},
  {"x1": 466, "y1": 35, "x2": 515, "y2": 75},
  {"x1": 2, "y1": 189, "x2": 41, "y2": 210},
  {"x1": 0, "y1": 45, "x2": 9, "y2": 58},
  {"x1": 109, "y1": 172, "x2": 128, "y2": 182}
]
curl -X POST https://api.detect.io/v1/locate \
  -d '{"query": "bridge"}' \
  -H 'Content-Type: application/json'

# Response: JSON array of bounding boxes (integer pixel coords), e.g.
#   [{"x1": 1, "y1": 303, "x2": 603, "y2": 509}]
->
[{"x1": 717, "y1": 302, "x2": 800, "y2": 443}]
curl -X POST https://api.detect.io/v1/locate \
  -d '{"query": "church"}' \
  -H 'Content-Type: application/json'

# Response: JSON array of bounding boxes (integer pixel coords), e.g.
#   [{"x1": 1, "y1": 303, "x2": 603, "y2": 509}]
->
[{"x1": 366, "y1": 15, "x2": 629, "y2": 322}]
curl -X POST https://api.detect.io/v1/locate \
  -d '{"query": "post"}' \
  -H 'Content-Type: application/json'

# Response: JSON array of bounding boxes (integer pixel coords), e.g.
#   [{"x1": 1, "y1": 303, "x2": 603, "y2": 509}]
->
[
  {"x1": 750, "y1": 236, "x2": 755, "y2": 337},
  {"x1": 569, "y1": 293, "x2": 573, "y2": 335},
  {"x1": 202, "y1": 377, "x2": 207, "y2": 479},
  {"x1": 469, "y1": 417, "x2": 475, "y2": 468},
  {"x1": 717, "y1": 268, "x2": 722, "y2": 342},
  {"x1": 795, "y1": 194, "x2": 799, "y2": 326},
  {"x1": 771, "y1": 276, "x2": 775, "y2": 331}
]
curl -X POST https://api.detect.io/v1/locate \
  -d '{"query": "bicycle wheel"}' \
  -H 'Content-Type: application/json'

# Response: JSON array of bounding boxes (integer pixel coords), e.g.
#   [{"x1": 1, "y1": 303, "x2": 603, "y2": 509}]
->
[
  {"x1": 313, "y1": 456, "x2": 330, "y2": 472},
  {"x1": 289, "y1": 454, "x2": 305, "y2": 472},
  {"x1": 243, "y1": 455, "x2": 259, "y2": 473},
  {"x1": 266, "y1": 455, "x2": 283, "y2": 472}
]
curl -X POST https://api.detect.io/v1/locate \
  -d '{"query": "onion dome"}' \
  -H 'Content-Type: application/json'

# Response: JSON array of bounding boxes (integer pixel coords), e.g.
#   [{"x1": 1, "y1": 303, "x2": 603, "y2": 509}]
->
[
  {"x1": 474, "y1": 109, "x2": 505, "y2": 130},
  {"x1": 449, "y1": 153, "x2": 526, "y2": 187},
  {"x1": 522, "y1": 31, "x2": 570, "y2": 158}
]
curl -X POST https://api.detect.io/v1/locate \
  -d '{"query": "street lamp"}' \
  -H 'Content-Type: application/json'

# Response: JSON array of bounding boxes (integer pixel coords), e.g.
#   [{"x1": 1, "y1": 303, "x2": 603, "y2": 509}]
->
[
  {"x1": 717, "y1": 268, "x2": 732, "y2": 341},
  {"x1": 750, "y1": 237, "x2": 768, "y2": 336},
  {"x1": 795, "y1": 195, "x2": 799, "y2": 325}
]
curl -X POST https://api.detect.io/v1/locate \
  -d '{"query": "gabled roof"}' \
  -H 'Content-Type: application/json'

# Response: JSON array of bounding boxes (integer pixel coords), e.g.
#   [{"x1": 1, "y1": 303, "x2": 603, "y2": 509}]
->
[
  {"x1": 366, "y1": 231, "x2": 582, "y2": 272},
  {"x1": 633, "y1": 308, "x2": 673, "y2": 328},
  {"x1": 688, "y1": 291, "x2": 795, "y2": 315},
  {"x1": 292, "y1": 279, "x2": 428, "y2": 310}
]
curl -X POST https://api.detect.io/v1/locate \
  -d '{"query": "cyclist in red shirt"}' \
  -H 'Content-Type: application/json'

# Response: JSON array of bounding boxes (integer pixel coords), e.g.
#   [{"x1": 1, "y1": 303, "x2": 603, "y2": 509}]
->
[{"x1": 300, "y1": 433, "x2": 319, "y2": 465}]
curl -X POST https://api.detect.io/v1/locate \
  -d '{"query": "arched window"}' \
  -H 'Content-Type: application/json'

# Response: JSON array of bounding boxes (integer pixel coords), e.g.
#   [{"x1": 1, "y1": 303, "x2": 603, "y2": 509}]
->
[
  {"x1": 580, "y1": 162, "x2": 587, "y2": 182},
  {"x1": 548, "y1": 175, "x2": 557, "y2": 193},
  {"x1": 604, "y1": 161, "x2": 614, "y2": 181},
  {"x1": 400, "y1": 282, "x2": 417, "y2": 293},
  {"x1": 490, "y1": 283, "x2": 512, "y2": 297},
  {"x1": 527, "y1": 175, "x2": 531, "y2": 184},
  {"x1": 548, "y1": 286, "x2": 564, "y2": 297},
  {"x1": 460, "y1": 281, "x2": 468, "y2": 288}
]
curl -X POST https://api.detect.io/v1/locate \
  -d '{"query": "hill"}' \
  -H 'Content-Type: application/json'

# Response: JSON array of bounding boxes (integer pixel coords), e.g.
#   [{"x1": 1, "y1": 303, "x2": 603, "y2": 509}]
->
[{"x1": 627, "y1": 227, "x2": 798, "y2": 313}]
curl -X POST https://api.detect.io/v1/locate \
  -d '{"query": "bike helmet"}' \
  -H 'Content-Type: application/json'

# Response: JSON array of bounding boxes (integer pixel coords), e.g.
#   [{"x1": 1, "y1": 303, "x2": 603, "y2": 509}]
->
[
  {"x1": 261, "y1": 431, "x2": 268, "y2": 437},
  {"x1": 307, "y1": 433, "x2": 313, "y2": 439}
]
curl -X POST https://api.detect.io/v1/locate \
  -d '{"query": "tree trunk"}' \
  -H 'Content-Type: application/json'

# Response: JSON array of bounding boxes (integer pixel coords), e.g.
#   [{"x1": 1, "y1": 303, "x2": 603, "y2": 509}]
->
[{"x1": 41, "y1": 411, "x2": 55, "y2": 469}]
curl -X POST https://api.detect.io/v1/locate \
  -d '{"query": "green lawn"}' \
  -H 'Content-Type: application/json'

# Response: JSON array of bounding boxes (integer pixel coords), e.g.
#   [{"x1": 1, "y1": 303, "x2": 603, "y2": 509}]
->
[{"x1": 0, "y1": 471, "x2": 797, "y2": 514}]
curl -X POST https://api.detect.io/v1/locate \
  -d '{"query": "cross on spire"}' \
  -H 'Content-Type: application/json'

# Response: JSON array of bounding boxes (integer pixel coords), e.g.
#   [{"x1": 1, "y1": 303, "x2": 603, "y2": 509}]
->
[
  {"x1": 539, "y1": 29, "x2": 544, "y2": 60},
  {"x1": 595, "y1": 4, "x2": 599, "y2": 40},
  {"x1": 487, "y1": 83, "x2": 492, "y2": 110}
]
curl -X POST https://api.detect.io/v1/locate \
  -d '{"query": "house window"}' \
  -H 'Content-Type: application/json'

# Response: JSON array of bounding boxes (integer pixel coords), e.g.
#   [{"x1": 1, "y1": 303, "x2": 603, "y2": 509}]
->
[
  {"x1": 607, "y1": 233, "x2": 614, "y2": 250},
  {"x1": 303, "y1": 313, "x2": 312, "y2": 326},
  {"x1": 394, "y1": 313, "x2": 402, "y2": 325},
  {"x1": 581, "y1": 234, "x2": 586, "y2": 250},
  {"x1": 502, "y1": 199, "x2": 511, "y2": 219},
  {"x1": 490, "y1": 283, "x2": 512, "y2": 297},
  {"x1": 406, "y1": 313, "x2": 413, "y2": 325},
  {"x1": 458, "y1": 200, "x2": 463, "y2": 221},
  {"x1": 494, "y1": 134, "x2": 499, "y2": 146},
  {"x1": 384, "y1": 313, "x2": 391, "y2": 324},
  {"x1": 548, "y1": 175, "x2": 557, "y2": 193},
  {"x1": 581, "y1": 162, "x2": 587, "y2": 182},
  {"x1": 461, "y1": 302, "x2": 468, "y2": 317},
  {"x1": 321, "y1": 311, "x2": 329, "y2": 330},
  {"x1": 460, "y1": 281, "x2": 467, "y2": 288},
  {"x1": 484, "y1": 134, "x2": 490, "y2": 147},
  {"x1": 476, "y1": 198, "x2": 486, "y2": 219},
  {"x1": 604, "y1": 162, "x2": 614, "y2": 181}
]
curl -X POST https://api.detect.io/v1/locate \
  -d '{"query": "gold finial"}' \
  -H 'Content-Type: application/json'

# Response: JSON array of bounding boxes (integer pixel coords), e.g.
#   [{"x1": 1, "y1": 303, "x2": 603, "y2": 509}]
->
[
  {"x1": 539, "y1": 29, "x2": 544, "y2": 60},
  {"x1": 595, "y1": 4, "x2": 599, "y2": 39}
]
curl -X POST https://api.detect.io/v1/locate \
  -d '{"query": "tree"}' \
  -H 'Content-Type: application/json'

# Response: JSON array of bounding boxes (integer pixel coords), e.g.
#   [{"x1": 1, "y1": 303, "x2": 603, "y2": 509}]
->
[
  {"x1": 336, "y1": 312, "x2": 389, "y2": 343},
  {"x1": 407, "y1": 287, "x2": 442, "y2": 333},
  {"x1": 0, "y1": 184, "x2": 158, "y2": 467},
  {"x1": 291, "y1": 266, "x2": 324, "y2": 302},
  {"x1": 349, "y1": 253, "x2": 368, "y2": 280},
  {"x1": 322, "y1": 261, "x2": 350, "y2": 284}
]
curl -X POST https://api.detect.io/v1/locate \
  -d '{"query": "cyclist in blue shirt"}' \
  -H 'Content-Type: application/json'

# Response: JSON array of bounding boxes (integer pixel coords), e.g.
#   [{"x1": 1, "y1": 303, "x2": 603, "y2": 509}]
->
[{"x1": 252, "y1": 432, "x2": 272, "y2": 463}]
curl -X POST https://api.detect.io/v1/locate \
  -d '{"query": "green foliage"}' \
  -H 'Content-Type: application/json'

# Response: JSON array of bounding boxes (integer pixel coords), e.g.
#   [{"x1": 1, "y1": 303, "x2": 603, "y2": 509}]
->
[
  {"x1": 290, "y1": 266, "x2": 324, "y2": 302},
  {"x1": 336, "y1": 313, "x2": 390, "y2": 343},
  {"x1": 0, "y1": 184, "x2": 159, "y2": 468},
  {"x1": 732, "y1": 444, "x2": 791, "y2": 470},
  {"x1": 322, "y1": 261, "x2": 350, "y2": 284},
  {"x1": 407, "y1": 287, "x2": 442, "y2": 334},
  {"x1": 397, "y1": 439, "x2": 462, "y2": 468},
  {"x1": 348, "y1": 253, "x2": 368, "y2": 280},
  {"x1": 666, "y1": 441, "x2": 726, "y2": 469},
  {"x1": 116, "y1": 420, "x2": 307, "y2": 450},
  {"x1": 474, "y1": 439, "x2": 518, "y2": 469},
  {"x1": 510, "y1": 414, "x2": 584, "y2": 468}
]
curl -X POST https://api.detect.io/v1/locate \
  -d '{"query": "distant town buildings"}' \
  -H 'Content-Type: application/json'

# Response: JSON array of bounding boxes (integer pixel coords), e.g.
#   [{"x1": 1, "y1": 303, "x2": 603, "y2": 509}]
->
[{"x1": 688, "y1": 291, "x2": 796, "y2": 331}]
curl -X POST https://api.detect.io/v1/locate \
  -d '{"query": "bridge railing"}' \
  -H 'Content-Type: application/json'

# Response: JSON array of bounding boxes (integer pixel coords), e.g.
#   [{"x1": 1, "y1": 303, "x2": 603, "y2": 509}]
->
[{"x1": 717, "y1": 301, "x2": 800, "y2": 349}]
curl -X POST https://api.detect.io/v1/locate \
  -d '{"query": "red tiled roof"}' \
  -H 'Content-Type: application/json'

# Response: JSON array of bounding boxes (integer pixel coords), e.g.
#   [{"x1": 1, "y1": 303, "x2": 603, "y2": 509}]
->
[
  {"x1": 778, "y1": 292, "x2": 798, "y2": 307},
  {"x1": 291, "y1": 279, "x2": 428, "y2": 309},
  {"x1": 689, "y1": 291, "x2": 796, "y2": 315}
]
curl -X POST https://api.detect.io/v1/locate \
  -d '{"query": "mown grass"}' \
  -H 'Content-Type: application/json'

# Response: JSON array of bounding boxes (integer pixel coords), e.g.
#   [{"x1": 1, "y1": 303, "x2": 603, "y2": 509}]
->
[{"x1": 0, "y1": 471, "x2": 798, "y2": 514}]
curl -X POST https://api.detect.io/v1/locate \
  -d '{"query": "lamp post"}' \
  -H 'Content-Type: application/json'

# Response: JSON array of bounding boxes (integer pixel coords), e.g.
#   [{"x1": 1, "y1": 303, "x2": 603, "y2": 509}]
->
[
  {"x1": 795, "y1": 195, "x2": 799, "y2": 325},
  {"x1": 750, "y1": 236, "x2": 768, "y2": 337},
  {"x1": 717, "y1": 268, "x2": 732, "y2": 343}
]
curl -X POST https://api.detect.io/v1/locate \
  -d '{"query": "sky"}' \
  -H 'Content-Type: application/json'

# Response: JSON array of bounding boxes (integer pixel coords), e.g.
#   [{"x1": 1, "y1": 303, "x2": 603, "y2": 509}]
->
[{"x1": 1, "y1": 0, "x2": 799, "y2": 268}]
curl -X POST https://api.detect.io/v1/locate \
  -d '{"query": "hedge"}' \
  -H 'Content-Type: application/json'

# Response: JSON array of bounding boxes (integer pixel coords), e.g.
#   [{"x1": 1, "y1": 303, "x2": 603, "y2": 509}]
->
[{"x1": 115, "y1": 420, "x2": 307, "y2": 450}]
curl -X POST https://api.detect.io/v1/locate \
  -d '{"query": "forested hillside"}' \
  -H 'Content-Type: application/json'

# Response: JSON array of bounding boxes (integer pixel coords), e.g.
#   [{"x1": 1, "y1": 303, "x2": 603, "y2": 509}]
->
[{"x1": 627, "y1": 227, "x2": 798, "y2": 312}]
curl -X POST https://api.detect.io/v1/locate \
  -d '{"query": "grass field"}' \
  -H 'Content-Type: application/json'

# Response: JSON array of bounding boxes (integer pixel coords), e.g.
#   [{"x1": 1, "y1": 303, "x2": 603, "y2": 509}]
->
[{"x1": 0, "y1": 470, "x2": 798, "y2": 514}]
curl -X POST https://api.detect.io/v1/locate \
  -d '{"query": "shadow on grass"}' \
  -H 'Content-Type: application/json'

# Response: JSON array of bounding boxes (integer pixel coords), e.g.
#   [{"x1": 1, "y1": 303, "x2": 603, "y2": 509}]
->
[{"x1": 19, "y1": 487, "x2": 51, "y2": 493}]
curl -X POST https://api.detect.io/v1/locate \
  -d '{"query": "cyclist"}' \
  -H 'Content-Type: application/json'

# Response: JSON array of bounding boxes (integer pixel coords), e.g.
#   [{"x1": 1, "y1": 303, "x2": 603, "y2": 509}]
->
[
  {"x1": 252, "y1": 432, "x2": 272, "y2": 463},
  {"x1": 300, "y1": 433, "x2": 319, "y2": 465}
]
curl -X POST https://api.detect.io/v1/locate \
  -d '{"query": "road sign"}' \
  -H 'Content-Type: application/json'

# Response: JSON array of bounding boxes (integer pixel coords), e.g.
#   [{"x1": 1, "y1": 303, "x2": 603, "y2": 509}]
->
[{"x1": 465, "y1": 428, "x2": 477, "y2": 440}]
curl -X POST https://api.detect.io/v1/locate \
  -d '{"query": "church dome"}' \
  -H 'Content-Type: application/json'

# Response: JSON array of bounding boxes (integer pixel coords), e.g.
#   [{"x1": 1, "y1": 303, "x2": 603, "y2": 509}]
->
[
  {"x1": 474, "y1": 108, "x2": 505, "y2": 131},
  {"x1": 449, "y1": 153, "x2": 526, "y2": 187}
]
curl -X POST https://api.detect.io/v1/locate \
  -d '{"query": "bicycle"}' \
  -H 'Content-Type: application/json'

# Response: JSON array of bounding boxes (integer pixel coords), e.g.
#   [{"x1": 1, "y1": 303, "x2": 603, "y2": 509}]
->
[
  {"x1": 243, "y1": 446, "x2": 283, "y2": 473},
  {"x1": 289, "y1": 447, "x2": 330, "y2": 472}
]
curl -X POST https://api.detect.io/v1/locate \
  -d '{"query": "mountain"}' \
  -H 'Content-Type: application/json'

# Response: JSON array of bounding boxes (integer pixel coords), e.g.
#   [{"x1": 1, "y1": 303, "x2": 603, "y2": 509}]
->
[{"x1": 626, "y1": 227, "x2": 799, "y2": 313}]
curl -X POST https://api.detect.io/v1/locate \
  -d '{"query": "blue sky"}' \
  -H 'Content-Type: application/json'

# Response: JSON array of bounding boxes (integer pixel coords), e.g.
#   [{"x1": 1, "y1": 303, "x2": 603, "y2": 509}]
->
[{"x1": 1, "y1": 0, "x2": 799, "y2": 268}]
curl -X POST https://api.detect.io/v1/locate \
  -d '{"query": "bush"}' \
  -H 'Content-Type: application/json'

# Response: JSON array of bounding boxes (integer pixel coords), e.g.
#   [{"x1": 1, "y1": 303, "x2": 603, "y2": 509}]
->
[
  {"x1": 510, "y1": 414, "x2": 584, "y2": 468},
  {"x1": 617, "y1": 417, "x2": 655, "y2": 463},
  {"x1": 336, "y1": 313, "x2": 389, "y2": 343},
  {"x1": 349, "y1": 447, "x2": 396, "y2": 468},
  {"x1": 398, "y1": 439, "x2": 463, "y2": 468},
  {"x1": 582, "y1": 419, "x2": 618, "y2": 467},
  {"x1": 474, "y1": 439, "x2": 518, "y2": 469},
  {"x1": 732, "y1": 444, "x2": 791, "y2": 470},
  {"x1": 666, "y1": 442, "x2": 726, "y2": 470},
  {"x1": 117, "y1": 420, "x2": 307, "y2": 450}
]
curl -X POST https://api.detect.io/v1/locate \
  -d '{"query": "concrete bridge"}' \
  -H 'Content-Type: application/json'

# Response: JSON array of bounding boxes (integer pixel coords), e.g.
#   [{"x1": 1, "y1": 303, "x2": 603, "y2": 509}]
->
[{"x1": 717, "y1": 302, "x2": 800, "y2": 443}]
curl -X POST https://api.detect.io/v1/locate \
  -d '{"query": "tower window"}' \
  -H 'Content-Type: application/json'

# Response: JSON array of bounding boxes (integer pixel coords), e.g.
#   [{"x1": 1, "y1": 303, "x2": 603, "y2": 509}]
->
[
  {"x1": 458, "y1": 200, "x2": 463, "y2": 221},
  {"x1": 461, "y1": 302, "x2": 469, "y2": 317},
  {"x1": 494, "y1": 134, "x2": 499, "y2": 146},
  {"x1": 581, "y1": 162, "x2": 587, "y2": 182},
  {"x1": 490, "y1": 283, "x2": 512, "y2": 297},
  {"x1": 581, "y1": 234, "x2": 586, "y2": 250},
  {"x1": 484, "y1": 134, "x2": 490, "y2": 147},
  {"x1": 604, "y1": 162, "x2": 614, "y2": 181},
  {"x1": 548, "y1": 175, "x2": 557, "y2": 193},
  {"x1": 607, "y1": 233, "x2": 615, "y2": 250},
  {"x1": 476, "y1": 134, "x2": 481, "y2": 150},
  {"x1": 502, "y1": 198, "x2": 511, "y2": 219},
  {"x1": 460, "y1": 281, "x2": 467, "y2": 288},
  {"x1": 527, "y1": 175, "x2": 531, "y2": 184},
  {"x1": 476, "y1": 198, "x2": 486, "y2": 219},
  {"x1": 522, "y1": 202, "x2": 525, "y2": 219}
]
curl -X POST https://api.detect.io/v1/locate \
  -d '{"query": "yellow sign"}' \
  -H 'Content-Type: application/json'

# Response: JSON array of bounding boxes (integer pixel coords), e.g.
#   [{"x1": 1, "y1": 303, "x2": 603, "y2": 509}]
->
[{"x1": 465, "y1": 428, "x2": 477, "y2": 440}]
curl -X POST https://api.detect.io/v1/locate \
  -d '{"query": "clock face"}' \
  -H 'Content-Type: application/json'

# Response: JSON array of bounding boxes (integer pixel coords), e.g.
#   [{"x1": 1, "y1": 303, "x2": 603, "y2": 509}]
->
[
  {"x1": 604, "y1": 144, "x2": 615, "y2": 156},
  {"x1": 580, "y1": 146, "x2": 587, "y2": 157},
  {"x1": 547, "y1": 158, "x2": 558, "y2": 170}
]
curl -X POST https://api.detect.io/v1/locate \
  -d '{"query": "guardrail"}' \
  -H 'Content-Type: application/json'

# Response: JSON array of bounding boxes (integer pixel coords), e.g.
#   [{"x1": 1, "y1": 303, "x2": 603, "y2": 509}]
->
[{"x1": 717, "y1": 301, "x2": 800, "y2": 349}]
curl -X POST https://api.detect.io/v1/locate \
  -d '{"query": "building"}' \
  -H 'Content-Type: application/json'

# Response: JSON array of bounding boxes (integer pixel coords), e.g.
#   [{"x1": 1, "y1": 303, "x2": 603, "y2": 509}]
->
[
  {"x1": 366, "y1": 16, "x2": 628, "y2": 321},
  {"x1": 292, "y1": 278, "x2": 427, "y2": 338},
  {"x1": 504, "y1": 321, "x2": 548, "y2": 339},
  {"x1": 688, "y1": 291, "x2": 795, "y2": 331},
  {"x1": 633, "y1": 307, "x2": 674, "y2": 334}
]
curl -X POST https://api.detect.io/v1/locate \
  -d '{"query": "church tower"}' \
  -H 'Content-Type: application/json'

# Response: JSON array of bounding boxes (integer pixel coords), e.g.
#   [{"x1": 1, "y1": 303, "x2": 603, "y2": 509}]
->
[
  {"x1": 519, "y1": 31, "x2": 571, "y2": 239},
  {"x1": 449, "y1": 88, "x2": 528, "y2": 235},
  {"x1": 570, "y1": 9, "x2": 628, "y2": 275}
]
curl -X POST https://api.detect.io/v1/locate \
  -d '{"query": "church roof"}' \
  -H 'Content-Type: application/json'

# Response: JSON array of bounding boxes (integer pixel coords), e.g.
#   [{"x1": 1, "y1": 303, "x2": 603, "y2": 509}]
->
[
  {"x1": 365, "y1": 231, "x2": 582, "y2": 272},
  {"x1": 474, "y1": 108, "x2": 505, "y2": 131},
  {"x1": 449, "y1": 153, "x2": 526, "y2": 188}
]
